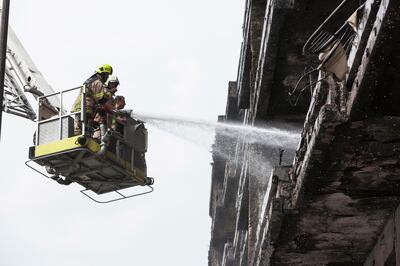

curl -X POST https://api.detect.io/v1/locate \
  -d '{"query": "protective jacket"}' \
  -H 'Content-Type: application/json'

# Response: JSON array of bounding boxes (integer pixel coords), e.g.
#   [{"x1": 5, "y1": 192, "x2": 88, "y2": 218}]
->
[{"x1": 71, "y1": 74, "x2": 113, "y2": 115}]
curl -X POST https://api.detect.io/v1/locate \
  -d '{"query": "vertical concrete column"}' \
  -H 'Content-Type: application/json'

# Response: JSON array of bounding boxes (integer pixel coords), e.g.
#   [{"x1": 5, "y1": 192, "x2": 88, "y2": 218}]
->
[
  {"x1": 247, "y1": 0, "x2": 268, "y2": 118},
  {"x1": 395, "y1": 206, "x2": 400, "y2": 266},
  {"x1": 365, "y1": 212, "x2": 396, "y2": 266},
  {"x1": 247, "y1": 142, "x2": 275, "y2": 264}
]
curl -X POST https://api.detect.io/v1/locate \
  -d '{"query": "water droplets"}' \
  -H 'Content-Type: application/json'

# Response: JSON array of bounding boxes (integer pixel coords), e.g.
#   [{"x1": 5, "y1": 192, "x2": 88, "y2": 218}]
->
[{"x1": 132, "y1": 112, "x2": 300, "y2": 153}]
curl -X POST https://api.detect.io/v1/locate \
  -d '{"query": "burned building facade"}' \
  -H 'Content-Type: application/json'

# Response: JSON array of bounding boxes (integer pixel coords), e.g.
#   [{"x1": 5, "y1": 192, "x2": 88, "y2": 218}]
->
[{"x1": 209, "y1": 0, "x2": 400, "y2": 265}]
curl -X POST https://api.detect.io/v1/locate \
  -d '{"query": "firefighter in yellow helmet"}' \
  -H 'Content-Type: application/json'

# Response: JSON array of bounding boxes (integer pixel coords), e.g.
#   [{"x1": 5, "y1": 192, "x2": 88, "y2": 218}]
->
[{"x1": 71, "y1": 64, "x2": 115, "y2": 135}]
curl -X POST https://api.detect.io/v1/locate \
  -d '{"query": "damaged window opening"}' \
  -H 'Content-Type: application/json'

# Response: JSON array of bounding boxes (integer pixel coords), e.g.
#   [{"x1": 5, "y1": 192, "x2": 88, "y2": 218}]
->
[{"x1": 289, "y1": 0, "x2": 366, "y2": 106}]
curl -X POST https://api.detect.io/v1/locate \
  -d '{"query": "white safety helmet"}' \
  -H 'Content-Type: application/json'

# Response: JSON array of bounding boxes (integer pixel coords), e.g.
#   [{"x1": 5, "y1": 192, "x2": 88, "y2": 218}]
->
[{"x1": 106, "y1": 75, "x2": 120, "y2": 87}]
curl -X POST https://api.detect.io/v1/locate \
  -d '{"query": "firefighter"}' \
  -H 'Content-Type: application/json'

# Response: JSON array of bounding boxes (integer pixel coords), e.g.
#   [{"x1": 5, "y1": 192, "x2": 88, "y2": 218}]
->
[
  {"x1": 91, "y1": 76, "x2": 122, "y2": 137},
  {"x1": 112, "y1": 95, "x2": 126, "y2": 134},
  {"x1": 104, "y1": 75, "x2": 121, "y2": 126},
  {"x1": 105, "y1": 75, "x2": 119, "y2": 96},
  {"x1": 114, "y1": 95, "x2": 126, "y2": 110},
  {"x1": 71, "y1": 64, "x2": 114, "y2": 135}
]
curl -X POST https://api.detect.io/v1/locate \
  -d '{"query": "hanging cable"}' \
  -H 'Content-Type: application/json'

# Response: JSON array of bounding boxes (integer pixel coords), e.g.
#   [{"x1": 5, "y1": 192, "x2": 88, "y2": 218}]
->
[{"x1": 289, "y1": 67, "x2": 319, "y2": 106}]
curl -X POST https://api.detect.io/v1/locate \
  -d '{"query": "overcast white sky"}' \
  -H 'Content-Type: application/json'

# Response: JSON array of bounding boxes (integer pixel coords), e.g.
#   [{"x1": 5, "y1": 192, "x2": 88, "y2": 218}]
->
[{"x1": 0, "y1": 1, "x2": 244, "y2": 265}]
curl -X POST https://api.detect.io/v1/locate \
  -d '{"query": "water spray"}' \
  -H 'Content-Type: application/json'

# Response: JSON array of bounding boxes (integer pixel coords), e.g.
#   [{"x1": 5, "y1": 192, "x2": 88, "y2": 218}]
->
[
  {"x1": 130, "y1": 112, "x2": 301, "y2": 180},
  {"x1": 131, "y1": 112, "x2": 300, "y2": 151}
]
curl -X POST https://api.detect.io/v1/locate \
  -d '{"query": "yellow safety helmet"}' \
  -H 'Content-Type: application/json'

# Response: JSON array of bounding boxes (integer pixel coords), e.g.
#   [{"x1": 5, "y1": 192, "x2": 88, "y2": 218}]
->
[{"x1": 95, "y1": 64, "x2": 113, "y2": 75}]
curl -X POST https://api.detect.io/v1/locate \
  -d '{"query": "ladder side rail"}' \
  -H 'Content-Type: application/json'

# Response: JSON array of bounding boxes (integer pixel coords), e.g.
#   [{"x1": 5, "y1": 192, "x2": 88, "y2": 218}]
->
[
  {"x1": 6, "y1": 27, "x2": 64, "y2": 112},
  {"x1": 3, "y1": 62, "x2": 36, "y2": 120}
]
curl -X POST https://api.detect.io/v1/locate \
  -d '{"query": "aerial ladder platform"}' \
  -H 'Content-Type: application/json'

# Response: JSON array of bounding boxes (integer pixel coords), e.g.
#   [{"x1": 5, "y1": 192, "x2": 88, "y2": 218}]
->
[{"x1": 3, "y1": 27, "x2": 154, "y2": 203}]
